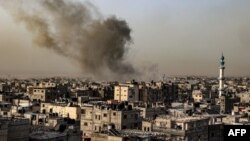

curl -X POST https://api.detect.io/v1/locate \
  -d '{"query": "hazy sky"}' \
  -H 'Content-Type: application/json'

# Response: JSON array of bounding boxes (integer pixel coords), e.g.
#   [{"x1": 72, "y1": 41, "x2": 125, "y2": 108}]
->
[{"x1": 0, "y1": 0, "x2": 250, "y2": 78}]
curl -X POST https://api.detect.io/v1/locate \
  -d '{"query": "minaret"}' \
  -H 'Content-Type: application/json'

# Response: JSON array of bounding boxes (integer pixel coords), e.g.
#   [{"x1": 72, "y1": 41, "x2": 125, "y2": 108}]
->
[{"x1": 218, "y1": 53, "x2": 225, "y2": 97}]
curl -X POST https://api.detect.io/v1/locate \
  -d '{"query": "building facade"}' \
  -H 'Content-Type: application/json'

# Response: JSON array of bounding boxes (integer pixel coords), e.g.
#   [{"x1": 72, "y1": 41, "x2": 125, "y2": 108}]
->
[{"x1": 81, "y1": 102, "x2": 141, "y2": 138}]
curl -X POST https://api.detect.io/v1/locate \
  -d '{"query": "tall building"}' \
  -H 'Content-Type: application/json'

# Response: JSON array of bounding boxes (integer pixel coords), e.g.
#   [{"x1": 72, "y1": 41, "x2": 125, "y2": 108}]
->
[
  {"x1": 114, "y1": 84, "x2": 139, "y2": 102},
  {"x1": 218, "y1": 53, "x2": 225, "y2": 97}
]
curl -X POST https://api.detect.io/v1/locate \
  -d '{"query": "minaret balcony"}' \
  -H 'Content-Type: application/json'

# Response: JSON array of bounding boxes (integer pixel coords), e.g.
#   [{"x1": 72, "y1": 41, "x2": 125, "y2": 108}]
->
[{"x1": 218, "y1": 77, "x2": 225, "y2": 80}]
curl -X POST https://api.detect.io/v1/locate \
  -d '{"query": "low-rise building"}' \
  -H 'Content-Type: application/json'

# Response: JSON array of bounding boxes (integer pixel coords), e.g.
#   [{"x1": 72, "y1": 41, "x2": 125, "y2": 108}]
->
[
  {"x1": 220, "y1": 95, "x2": 240, "y2": 114},
  {"x1": 0, "y1": 118, "x2": 30, "y2": 141},
  {"x1": 40, "y1": 102, "x2": 81, "y2": 120},
  {"x1": 29, "y1": 131, "x2": 68, "y2": 141},
  {"x1": 30, "y1": 88, "x2": 57, "y2": 102},
  {"x1": 81, "y1": 102, "x2": 141, "y2": 138},
  {"x1": 237, "y1": 92, "x2": 250, "y2": 103},
  {"x1": 0, "y1": 102, "x2": 12, "y2": 117},
  {"x1": 192, "y1": 90, "x2": 204, "y2": 102},
  {"x1": 142, "y1": 116, "x2": 209, "y2": 141}
]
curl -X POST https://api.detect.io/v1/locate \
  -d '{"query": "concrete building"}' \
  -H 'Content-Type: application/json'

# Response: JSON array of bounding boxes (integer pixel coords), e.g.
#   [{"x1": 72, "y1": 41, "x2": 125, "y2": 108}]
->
[
  {"x1": 29, "y1": 131, "x2": 67, "y2": 141},
  {"x1": 114, "y1": 84, "x2": 139, "y2": 102},
  {"x1": 192, "y1": 90, "x2": 204, "y2": 102},
  {"x1": 30, "y1": 129, "x2": 81, "y2": 141},
  {"x1": 0, "y1": 119, "x2": 8, "y2": 141},
  {"x1": 202, "y1": 114, "x2": 225, "y2": 141},
  {"x1": 0, "y1": 83, "x2": 11, "y2": 92},
  {"x1": 0, "y1": 102, "x2": 12, "y2": 117},
  {"x1": 24, "y1": 112, "x2": 65, "y2": 126},
  {"x1": 220, "y1": 95, "x2": 240, "y2": 114},
  {"x1": 81, "y1": 102, "x2": 141, "y2": 138},
  {"x1": 142, "y1": 116, "x2": 209, "y2": 141},
  {"x1": 40, "y1": 102, "x2": 81, "y2": 120},
  {"x1": 134, "y1": 105, "x2": 166, "y2": 119},
  {"x1": 238, "y1": 92, "x2": 250, "y2": 103},
  {"x1": 138, "y1": 82, "x2": 178, "y2": 105},
  {"x1": 0, "y1": 93, "x2": 13, "y2": 103},
  {"x1": 37, "y1": 82, "x2": 57, "y2": 88},
  {"x1": 0, "y1": 118, "x2": 30, "y2": 141},
  {"x1": 233, "y1": 102, "x2": 250, "y2": 115},
  {"x1": 30, "y1": 88, "x2": 57, "y2": 102}
]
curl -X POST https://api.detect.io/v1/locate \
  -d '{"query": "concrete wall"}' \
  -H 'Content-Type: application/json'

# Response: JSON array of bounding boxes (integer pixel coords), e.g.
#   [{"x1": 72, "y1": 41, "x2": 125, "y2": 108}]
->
[
  {"x1": 114, "y1": 84, "x2": 139, "y2": 102},
  {"x1": 7, "y1": 119, "x2": 30, "y2": 141},
  {"x1": 0, "y1": 122, "x2": 8, "y2": 141},
  {"x1": 81, "y1": 104, "x2": 141, "y2": 138},
  {"x1": 41, "y1": 103, "x2": 81, "y2": 120}
]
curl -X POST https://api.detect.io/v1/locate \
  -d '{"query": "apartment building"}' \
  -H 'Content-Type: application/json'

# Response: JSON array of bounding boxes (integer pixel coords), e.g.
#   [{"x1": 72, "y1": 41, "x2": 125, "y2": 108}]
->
[{"x1": 81, "y1": 102, "x2": 141, "y2": 138}]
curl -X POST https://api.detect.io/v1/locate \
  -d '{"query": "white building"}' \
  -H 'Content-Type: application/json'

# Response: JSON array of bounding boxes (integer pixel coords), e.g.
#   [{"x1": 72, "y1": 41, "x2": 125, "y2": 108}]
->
[{"x1": 114, "y1": 84, "x2": 139, "y2": 102}]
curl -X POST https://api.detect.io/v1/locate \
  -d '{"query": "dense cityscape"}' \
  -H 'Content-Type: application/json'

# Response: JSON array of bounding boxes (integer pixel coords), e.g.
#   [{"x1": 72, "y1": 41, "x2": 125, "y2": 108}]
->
[
  {"x1": 1, "y1": 0, "x2": 250, "y2": 141},
  {"x1": 0, "y1": 55, "x2": 249, "y2": 141}
]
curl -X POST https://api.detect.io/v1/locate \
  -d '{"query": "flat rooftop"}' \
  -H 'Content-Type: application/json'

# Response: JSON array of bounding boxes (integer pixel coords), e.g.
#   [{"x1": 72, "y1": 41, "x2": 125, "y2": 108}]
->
[{"x1": 30, "y1": 131, "x2": 66, "y2": 139}]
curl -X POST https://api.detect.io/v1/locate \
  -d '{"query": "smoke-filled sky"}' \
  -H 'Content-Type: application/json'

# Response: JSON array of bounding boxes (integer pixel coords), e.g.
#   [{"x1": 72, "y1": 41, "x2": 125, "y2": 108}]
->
[{"x1": 0, "y1": 0, "x2": 250, "y2": 79}]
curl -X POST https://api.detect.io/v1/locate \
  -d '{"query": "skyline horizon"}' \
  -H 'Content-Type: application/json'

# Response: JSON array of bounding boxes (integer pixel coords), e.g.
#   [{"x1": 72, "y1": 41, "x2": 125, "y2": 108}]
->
[
  {"x1": 0, "y1": 53, "x2": 249, "y2": 79},
  {"x1": 1, "y1": 0, "x2": 250, "y2": 78}
]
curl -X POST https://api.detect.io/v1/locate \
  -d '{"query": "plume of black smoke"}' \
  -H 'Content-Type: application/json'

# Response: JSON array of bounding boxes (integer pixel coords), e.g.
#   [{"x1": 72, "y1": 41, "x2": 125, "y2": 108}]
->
[{"x1": 1, "y1": 0, "x2": 136, "y2": 79}]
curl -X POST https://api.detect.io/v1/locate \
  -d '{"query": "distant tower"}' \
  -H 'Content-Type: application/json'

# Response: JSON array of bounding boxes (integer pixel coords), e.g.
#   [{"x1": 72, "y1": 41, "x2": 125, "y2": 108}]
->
[{"x1": 218, "y1": 53, "x2": 225, "y2": 97}]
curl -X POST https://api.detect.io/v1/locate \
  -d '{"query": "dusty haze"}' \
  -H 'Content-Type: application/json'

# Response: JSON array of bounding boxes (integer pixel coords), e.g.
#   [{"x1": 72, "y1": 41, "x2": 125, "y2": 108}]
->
[
  {"x1": 1, "y1": 0, "x2": 250, "y2": 79},
  {"x1": 0, "y1": 0, "x2": 137, "y2": 80}
]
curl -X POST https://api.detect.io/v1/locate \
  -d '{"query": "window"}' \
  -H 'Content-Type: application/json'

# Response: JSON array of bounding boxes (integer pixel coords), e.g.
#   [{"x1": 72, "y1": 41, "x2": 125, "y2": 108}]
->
[
  {"x1": 103, "y1": 113, "x2": 107, "y2": 117},
  {"x1": 84, "y1": 122, "x2": 88, "y2": 126},
  {"x1": 3, "y1": 112, "x2": 7, "y2": 115},
  {"x1": 42, "y1": 104, "x2": 45, "y2": 107},
  {"x1": 113, "y1": 112, "x2": 116, "y2": 116},
  {"x1": 81, "y1": 109, "x2": 86, "y2": 114},
  {"x1": 135, "y1": 114, "x2": 138, "y2": 120},
  {"x1": 123, "y1": 115, "x2": 127, "y2": 119}
]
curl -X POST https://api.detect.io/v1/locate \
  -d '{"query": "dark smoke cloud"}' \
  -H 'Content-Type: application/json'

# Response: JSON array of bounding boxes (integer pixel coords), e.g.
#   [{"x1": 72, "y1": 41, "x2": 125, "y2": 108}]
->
[{"x1": 0, "y1": 0, "x2": 136, "y2": 79}]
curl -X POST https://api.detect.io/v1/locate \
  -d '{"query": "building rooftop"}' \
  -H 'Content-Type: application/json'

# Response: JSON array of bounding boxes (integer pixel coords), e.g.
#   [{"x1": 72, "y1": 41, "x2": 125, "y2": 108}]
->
[
  {"x1": 30, "y1": 131, "x2": 66, "y2": 139},
  {"x1": 0, "y1": 117, "x2": 29, "y2": 125},
  {"x1": 157, "y1": 115, "x2": 209, "y2": 122},
  {"x1": 175, "y1": 116, "x2": 208, "y2": 122}
]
